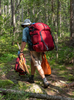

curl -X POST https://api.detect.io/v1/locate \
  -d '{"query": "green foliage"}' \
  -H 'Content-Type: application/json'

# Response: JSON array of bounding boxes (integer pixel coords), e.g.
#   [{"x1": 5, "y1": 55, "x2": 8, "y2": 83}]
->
[
  {"x1": 0, "y1": 0, "x2": 70, "y2": 40},
  {"x1": 0, "y1": 34, "x2": 18, "y2": 63},
  {"x1": 0, "y1": 79, "x2": 14, "y2": 88},
  {"x1": 3, "y1": 0, "x2": 9, "y2": 6},
  {"x1": 0, "y1": 16, "x2": 3, "y2": 21},
  {"x1": 58, "y1": 47, "x2": 74, "y2": 64},
  {"x1": 4, "y1": 93, "x2": 29, "y2": 100},
  {"x1": 68, "y1": 77, "x2": 74, "y2": 81},
  {"x1": 0, "y1": 53, "x2": 16, "y2": 63},
  {"x1": 46, "y1": 36, "x2": 74, "y2": 65},
  {"x1": 0, "y1": 16, "x2": 3, "y2": 32},
  {"x1": 0, "y1": 95, "x2": 5, "y2": 100}
]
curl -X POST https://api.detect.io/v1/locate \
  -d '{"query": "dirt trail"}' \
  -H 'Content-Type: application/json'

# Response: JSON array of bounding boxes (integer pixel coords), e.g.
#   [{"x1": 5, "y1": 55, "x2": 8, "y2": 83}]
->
[{"x1": 1, "y1": 50, "x2": 74, "y2": 99}]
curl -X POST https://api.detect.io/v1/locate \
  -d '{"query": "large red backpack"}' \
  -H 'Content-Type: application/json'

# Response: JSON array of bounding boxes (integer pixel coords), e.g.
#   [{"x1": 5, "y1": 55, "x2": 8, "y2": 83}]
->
[{"x1": 29, "y1": 22, "x2": 54, "y2": 52}]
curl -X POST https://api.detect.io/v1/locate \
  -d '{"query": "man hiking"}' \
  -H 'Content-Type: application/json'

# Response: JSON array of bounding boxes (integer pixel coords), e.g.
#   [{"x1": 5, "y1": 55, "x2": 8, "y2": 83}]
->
[{"x1": 19, "y1": 19, "x2": 49, "y2": 88}]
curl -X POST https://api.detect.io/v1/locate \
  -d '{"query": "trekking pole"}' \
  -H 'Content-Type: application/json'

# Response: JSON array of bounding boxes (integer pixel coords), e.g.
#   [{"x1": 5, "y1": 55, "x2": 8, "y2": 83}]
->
[{"x1": 17, "y1": 42, "x2": 21, "y2": 50}]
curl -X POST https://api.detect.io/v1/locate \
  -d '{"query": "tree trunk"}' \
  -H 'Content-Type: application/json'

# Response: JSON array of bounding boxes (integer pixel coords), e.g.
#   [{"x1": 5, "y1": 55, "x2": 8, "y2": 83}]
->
[
  {"x1": 57, "y1": 0, "x2": 59, "y2": 36},
  {"x1": 44, "y1": 0, "x2": 47, "y2": 23},
  {"x1": 70, "y1": 0, "x2": 74, "y2": 38},
  {"x1": 11, "y1": 0, "x2": 16, "y2": 45},
  {"x1": 5, "y1": 5, "x2": 7, "y2": 15},
  {"x1": 51, "y1": 0, "x2": 54, "y2": 25},
  {"x1": 0, "y1": 0, "x2": 1, "y2": 16},
  {"x1": 16, "y1": 0, "x2": 20, "y2": 22},
  {"x1": 59, "y1": 1, "x2": 62, "y2": 37},
  {"x1": 9, "y1": 0, "x2": 11, "y2": 14},
  {"x1": 15, "y1": 0, "x2": 21, "y2": 14},
  {"x1": 0, "y1": 88, "x2": 74, "y2": 100},
  {"x1": 13, "y1": 0, "x2": 16, "y2": 37},
  {"x1": 56, "y1": 0, "x2": 60, "y2": 59},
  {"x1": 21, "y1": 7, "x2": 23, "y2": 22}
]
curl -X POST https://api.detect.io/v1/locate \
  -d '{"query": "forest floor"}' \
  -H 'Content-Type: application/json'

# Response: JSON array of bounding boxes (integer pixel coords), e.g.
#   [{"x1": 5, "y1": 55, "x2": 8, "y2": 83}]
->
[
  {"x1": 0, "y1": 37, "x2": 74, "y2": 100},
  {"x1": 0, "y1": 48, "x2": 74, "y2": 100}
]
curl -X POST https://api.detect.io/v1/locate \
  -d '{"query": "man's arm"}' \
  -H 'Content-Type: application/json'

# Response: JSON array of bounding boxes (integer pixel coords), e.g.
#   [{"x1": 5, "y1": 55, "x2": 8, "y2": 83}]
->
[{"x1": 20, "y1": 42, "x2": 26, "y2": 52}]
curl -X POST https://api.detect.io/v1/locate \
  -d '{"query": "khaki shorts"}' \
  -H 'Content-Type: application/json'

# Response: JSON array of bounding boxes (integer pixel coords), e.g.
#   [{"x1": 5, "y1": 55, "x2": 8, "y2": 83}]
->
[{"x1": 30, "y1": 51, "x2": 42, "y2": 66}]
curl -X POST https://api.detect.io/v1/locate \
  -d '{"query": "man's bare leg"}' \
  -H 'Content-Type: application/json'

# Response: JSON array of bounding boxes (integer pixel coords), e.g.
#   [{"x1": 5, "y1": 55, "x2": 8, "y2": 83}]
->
[
  {"x1": 29, "y1": 51, "x2": 49, "y2": 87},
  {"x1": 36, "y1": 65, "x2": 45, "y2": 79},
  {"x1": 31, "y1": 60, "x2": 36, "y2": 75},
  {"x1": 31, "y1": 60, "x2": 45, "y2": 79},
  {"x1": 28, "y1": 60, "x2": 36, "y2": 83}
]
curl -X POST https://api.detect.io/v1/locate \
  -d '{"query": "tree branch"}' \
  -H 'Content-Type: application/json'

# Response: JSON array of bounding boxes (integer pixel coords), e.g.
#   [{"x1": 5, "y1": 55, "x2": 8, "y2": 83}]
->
[
  {"x1": 15, "y1": 0, "x2": 22, "y2": 14},
  {"x1": 0, "y1": 88, "x2": 74, "y2": 100}
]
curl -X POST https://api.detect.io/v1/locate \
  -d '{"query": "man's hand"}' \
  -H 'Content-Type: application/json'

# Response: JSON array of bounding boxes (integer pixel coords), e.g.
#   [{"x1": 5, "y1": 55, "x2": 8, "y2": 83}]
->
[
  {"x1": 18, "y1": 51, "x2": 23, "y2": 56},
  {"x1": 18, "y1": 51, "x2": 20, "y2": 56}
]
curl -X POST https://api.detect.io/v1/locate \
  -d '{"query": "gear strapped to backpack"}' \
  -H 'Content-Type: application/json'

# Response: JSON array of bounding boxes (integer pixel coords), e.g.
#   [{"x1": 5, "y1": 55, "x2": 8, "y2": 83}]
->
[
  {"x1": 29, "y1": 22, "x2": 54, "y2": 52},
  {"x1": 15, "y1": 57, "x2": 26, "y2": 75},
  {"x1": 15, "y1": 53, "x2": 29, "y2": 75}
]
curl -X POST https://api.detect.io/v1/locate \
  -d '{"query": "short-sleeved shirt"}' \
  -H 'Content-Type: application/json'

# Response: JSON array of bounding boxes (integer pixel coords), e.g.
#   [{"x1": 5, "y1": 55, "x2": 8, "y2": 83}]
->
[{"x1": 22, "y1": 26, "x2": 33, "y2": 50}]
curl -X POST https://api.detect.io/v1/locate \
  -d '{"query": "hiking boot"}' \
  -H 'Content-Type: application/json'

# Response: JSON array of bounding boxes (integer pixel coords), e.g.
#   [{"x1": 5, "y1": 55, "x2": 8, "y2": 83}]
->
[
  {"x1": 27, "y1": 77, "x2": 34, "y2": 83},
  {"x1": 43, "y1": 81, "x2": 49, "y2": 88}
]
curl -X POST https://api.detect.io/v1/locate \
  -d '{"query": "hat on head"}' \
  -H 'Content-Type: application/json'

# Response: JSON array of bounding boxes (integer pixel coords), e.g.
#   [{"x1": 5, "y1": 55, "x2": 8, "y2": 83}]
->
[{"x1": 21, "y1": 19, "x2": 32, "y2": 27}]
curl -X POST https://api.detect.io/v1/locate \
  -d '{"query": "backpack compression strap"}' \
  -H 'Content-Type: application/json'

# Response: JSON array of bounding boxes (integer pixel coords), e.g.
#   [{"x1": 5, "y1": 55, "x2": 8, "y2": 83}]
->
[{"x1": 40, "y1": 29, "x2": 49, "y2": 51}]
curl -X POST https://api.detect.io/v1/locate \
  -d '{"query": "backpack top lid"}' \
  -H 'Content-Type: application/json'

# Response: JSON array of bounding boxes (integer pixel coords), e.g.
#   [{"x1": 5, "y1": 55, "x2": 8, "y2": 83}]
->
[{"x1": 30, "y1": 22, "x2": 51, "y2": 31}]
